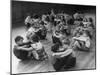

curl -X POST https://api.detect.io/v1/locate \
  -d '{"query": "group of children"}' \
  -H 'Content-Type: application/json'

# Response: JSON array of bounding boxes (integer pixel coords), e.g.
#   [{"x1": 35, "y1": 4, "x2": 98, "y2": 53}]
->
[{"x1": 13, "y1": 10, "x2": 95, "y2": 71}]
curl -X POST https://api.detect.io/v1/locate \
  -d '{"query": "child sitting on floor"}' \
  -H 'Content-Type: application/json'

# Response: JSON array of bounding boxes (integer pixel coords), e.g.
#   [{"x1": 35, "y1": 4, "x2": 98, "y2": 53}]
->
[
  {"x1": 29, "y1": 35, "x2": 48, "y2": 61},
  {"x1": 72, "y1": 30, "x2": 91, "y2": 51},
  {"x1": 51, "y1": 38, "x2": 76, "y2": 71},
  {"x1": 13, "y1": 36, "x2": 33, "y2": 60}
]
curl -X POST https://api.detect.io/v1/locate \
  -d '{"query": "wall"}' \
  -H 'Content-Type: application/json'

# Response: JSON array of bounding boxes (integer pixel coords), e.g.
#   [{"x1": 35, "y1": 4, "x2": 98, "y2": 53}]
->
[{"x1": 11, "y1": 1, "x2": 96, "y2": 24}]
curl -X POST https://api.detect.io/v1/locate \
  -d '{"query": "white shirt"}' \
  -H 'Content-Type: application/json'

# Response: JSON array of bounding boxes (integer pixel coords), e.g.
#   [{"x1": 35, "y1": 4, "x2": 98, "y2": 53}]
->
[
  {"x1": 73, "y1": 36, "x2": 90, "y2": 48},
  {"x1": 31, "y1": 42, "x2": 43, "y2": 51}
]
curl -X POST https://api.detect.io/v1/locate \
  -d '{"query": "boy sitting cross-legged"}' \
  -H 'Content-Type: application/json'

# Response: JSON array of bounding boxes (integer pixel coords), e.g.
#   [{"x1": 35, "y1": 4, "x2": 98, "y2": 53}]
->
[
  {"x1": 13, "y1": 36, "x2": 33, "y2": 60},
  {"x1": 51, "y1": 38, "x2": 76, "y2": 71}
]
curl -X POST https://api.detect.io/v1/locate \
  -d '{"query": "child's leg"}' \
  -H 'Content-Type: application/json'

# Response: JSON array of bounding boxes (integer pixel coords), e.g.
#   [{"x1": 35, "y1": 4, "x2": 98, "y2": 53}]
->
[
  {"x1": 27, "y1": 51, "x2": 32, "y2": 57},
  {"x1": 32, "y1": 51, "x2": 39, "y2": 60},
  {"x1": 63, "y1": 55, "x2": 76, "y2": 69},
  {"x1": 81, "y1": 43, "x2": 90, "y2": 51}
]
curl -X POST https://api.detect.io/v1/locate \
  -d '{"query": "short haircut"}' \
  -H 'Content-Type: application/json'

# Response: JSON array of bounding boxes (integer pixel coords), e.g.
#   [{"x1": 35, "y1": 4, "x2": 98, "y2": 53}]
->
[
  {"x1": 15, "y1": 36, "x2": 23, "y2": 43},
  {"x1": 31, "y1": 34, "x2": 39, "y2": 42}
]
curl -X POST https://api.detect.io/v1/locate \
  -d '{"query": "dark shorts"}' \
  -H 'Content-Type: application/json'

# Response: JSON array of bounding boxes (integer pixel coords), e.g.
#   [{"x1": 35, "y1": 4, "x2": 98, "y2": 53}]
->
[
  {"x1": 13, "y1": 49, "x2": 29, "y2": 60},
  {"x1": 53, "y1": 54, "x2": 76, "y2": 71}
]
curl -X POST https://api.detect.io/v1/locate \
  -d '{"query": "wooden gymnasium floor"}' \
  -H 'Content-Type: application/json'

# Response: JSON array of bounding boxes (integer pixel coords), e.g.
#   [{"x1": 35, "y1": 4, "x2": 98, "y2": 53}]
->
[{"x1": 11, "y1": 13, "x2": 96, "y2": 74}]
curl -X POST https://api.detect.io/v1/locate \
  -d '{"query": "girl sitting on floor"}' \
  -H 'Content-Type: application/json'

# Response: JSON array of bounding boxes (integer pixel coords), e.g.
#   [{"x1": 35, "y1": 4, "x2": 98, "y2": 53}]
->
[{"x1": 72, "y1": 30, "x2": 91, "y2": 51}]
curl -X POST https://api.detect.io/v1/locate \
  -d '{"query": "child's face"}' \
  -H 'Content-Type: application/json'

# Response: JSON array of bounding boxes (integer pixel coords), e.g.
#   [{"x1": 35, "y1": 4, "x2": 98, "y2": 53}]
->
[{"x1": 16, "y1": 39, "x2": 23, "y2": 45}]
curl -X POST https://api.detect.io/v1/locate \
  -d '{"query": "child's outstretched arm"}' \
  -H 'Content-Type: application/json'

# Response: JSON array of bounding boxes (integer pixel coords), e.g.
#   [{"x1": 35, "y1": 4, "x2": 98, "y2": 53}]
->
[
  {"x1": 16, "y1": 46, "x2": 34, "y2": 51},
  {"x1": 53, "y1": 49, "x2": 72, "y2": 57}
]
